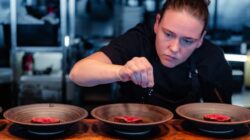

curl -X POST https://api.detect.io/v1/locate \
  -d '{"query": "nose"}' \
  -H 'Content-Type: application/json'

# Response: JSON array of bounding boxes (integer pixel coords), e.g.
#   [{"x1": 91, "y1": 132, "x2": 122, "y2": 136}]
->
[{"x1": 169, "y1": 39, "x2": 180, "y2": 53}]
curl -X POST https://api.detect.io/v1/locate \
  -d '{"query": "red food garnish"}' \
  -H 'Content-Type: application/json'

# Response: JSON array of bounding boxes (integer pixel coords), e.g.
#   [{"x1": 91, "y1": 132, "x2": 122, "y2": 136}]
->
[
  {"x1": 31, "y1": 117, "x2": 61, "y2": 124},
  {"x1": 114, "y1": 116, "x2": 143, "y2": 123},
  {"x1": 203, "y1": 114, "x2": 231, "y2": 122}
]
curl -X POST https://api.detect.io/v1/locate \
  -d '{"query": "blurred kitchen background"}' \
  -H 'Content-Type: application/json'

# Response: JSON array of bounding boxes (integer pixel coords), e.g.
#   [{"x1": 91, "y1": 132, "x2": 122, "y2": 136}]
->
[{"x1": 0, "y1": 0, "x2": 250, "y2": 113}]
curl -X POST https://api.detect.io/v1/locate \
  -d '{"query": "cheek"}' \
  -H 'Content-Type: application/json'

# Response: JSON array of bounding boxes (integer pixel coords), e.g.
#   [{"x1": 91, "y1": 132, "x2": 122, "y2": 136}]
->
[
  {"x1": 155, "y1": 37, "x2": 165, "y2": 55},
  {"x1": 155, "y1": 34, "x2": 168, "y2": 51}
]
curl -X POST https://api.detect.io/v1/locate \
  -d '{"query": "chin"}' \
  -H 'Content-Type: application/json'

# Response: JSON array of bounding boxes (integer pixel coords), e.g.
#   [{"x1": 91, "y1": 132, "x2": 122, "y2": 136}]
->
[
  {"x1": 164, "y1": 64, "x2": 176, "y2": 68},
  {"x1": 161, "y1": 60, "x2": 177, "y2": 68}
]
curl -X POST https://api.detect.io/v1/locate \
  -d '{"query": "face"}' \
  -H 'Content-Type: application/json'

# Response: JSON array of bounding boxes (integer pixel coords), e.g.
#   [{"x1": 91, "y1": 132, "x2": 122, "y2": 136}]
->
[{"x1": 154, "y1": 9, "x2": 206, "y2": 68}]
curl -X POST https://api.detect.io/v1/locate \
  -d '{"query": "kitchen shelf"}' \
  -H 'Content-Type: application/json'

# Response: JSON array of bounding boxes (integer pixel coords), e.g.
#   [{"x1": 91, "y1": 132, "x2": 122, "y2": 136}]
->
[
  {"x1": 9, "y1": 0, "x2": 68, "y2": 105},
  {"x1": 13, "y1": 47, "x2": 64, "y2": 53}
]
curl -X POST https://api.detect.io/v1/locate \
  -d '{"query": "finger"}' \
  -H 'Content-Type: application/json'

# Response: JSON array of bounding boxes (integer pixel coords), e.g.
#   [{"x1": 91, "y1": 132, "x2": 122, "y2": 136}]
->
[
  {"x1": 147, "y1": 67, "x2": 154, "y2": 87},
  {"x1": 126, "y1": 57, "x2": 151, "y2": 86},
  {"x1": 126, "y1": 60, "x2": 141, "y2": 85},
  {"x1": 134, "y1": 72, "x2": 142, "y2": 85},
  {"x1": 139, "y1": 57, "x2": 153, "y2": 87},
  {"x1": 135, "y1": 58, "x2": 151, "y2": 87},
  {"x1": 131, "y1": 73, "x2": 140, "y2": 85},
  {"x1": 140, "y1": 70, "x2": 148, "y2": 88}
]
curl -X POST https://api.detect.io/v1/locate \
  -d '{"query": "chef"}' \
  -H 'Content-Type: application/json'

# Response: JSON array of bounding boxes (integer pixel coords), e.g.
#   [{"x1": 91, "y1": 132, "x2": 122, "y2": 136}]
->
[{"x1": 69, "y1": 0, "x2": 233, "y2": 112}]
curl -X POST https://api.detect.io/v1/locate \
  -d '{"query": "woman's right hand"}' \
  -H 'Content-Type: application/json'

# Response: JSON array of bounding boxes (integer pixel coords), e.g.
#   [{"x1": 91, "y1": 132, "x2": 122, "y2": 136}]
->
[{"x1": 118, "y1": 57, "x2": 154, "y2": 88}]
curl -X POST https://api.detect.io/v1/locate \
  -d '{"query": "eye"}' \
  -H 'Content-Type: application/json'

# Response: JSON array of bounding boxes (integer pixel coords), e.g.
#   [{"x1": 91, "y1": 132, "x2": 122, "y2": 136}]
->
[
  {"x1": 180, "y1": 38, "x2": 194, "y2": 46},
  {"x1": 165, "y1": 32, "x2": 174, "y2": 39}
]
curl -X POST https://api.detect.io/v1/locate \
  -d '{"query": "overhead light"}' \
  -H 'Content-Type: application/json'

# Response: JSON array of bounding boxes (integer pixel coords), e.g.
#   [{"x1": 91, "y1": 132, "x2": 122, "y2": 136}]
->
[{"x1": 224, "y1": 54, "x2": 248, "y2": 62}]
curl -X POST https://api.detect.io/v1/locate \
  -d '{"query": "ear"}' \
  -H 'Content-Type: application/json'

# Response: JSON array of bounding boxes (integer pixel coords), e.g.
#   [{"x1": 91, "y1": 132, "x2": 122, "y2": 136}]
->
[
  {"x1": 154, "y1": 14, "x2": 161, "y2": 34},
  {"x1": 196, "y1": 30, "x2": 207, "y2": 48}
]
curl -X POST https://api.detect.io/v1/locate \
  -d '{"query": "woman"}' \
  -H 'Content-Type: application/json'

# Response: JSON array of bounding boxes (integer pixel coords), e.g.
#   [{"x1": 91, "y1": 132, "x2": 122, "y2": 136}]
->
[{"x1": 70, "y1": 0, "x2": 232, "y2": 111}]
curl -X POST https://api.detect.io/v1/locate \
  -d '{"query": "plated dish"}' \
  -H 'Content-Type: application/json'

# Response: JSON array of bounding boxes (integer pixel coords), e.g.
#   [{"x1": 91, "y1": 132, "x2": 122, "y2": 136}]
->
[
  {"x1": 3, "y1": 103, "x2": 88, "y2": 135},
  {"x1": 176, "y1": 103, "x2": 250, "y2": 134},
  {"x1": 91, "y1": 103, "x2": 173, "y2": 135}
]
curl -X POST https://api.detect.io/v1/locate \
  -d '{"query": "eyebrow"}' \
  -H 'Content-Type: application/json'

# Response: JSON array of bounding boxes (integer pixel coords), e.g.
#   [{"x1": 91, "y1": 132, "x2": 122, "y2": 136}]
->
[
  {"x1": 162, "y1": 27, "x2": 199, "y2": 40},
  {"x1": 162, "y1": 28, "x2": 176, "y2": 36}
]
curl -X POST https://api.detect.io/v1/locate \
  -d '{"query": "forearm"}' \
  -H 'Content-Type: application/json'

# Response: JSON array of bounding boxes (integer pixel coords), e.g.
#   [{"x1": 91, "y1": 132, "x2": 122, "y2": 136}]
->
[{"x1": 69, "y1": 59, "x2": 122, "y2": 87}]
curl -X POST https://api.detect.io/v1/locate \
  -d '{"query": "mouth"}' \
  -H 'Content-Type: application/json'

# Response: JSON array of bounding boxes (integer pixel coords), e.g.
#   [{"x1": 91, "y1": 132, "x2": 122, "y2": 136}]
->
[{"x1": 164, "y1": 54, "x2": 177, "y2": 61}]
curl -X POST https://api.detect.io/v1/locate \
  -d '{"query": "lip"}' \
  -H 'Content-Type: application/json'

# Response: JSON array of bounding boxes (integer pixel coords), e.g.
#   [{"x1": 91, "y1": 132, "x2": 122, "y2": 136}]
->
[{"x1": 164, "y1": 54, "x2": 177, "y2": 61}]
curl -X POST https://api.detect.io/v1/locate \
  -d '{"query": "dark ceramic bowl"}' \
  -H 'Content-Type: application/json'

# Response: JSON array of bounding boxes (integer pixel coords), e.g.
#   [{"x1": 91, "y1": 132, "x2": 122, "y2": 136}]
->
[
  {"x1": 3, "y1": 103, "x2": 88, "y2": 135},
  {"x1": 176, "y1": 103, "x2": 250, "y2": 134},
  {"x1": 91, "y1": 103, "x2": 173, "y2": 135}
]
